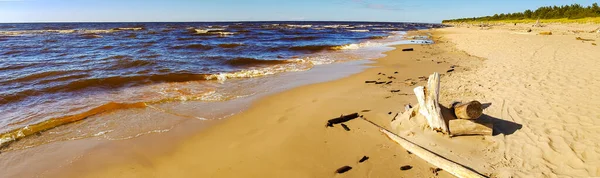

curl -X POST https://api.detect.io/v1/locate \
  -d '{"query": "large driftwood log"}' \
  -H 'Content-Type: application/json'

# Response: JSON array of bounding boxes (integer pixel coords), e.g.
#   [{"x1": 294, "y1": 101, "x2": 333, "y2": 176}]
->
[
  {"x1": 380, "y1": 129, "x2": 486, "y2": 178},
  {"x1": 449, "y1": 119, "x2": 493, "y2": 136},
  {"x1": 414, "y1": 73, "x2": 448, "y2": 134},
  {"x1": 453, "y1": 101, "x2": 483, "y2": 120}
]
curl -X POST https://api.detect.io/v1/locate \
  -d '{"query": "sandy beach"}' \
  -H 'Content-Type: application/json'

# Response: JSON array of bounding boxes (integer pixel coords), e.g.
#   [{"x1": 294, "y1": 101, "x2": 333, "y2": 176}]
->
[{"x1": 3, "y1": 23, "x2": 600, "y2": 177}]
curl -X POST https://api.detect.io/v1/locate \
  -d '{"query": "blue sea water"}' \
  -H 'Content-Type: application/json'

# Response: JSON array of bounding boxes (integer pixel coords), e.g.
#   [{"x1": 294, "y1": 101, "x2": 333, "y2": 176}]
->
[{"x1": 0, "y1": 22, "x2": 441, "y2": 148}]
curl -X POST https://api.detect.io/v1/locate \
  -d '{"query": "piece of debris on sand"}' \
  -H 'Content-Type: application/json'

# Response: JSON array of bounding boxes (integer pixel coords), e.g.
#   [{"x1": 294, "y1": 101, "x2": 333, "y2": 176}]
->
[
  {"x1": 576, "y1": 37, "x2": 595, "y2": 41},
  {"x1": 358, "y1": 156, "x2": 369, "y2": 163},
  {"x1": 430, "y1": 167, "x2": 443, "y2": 176},
  {"x1": 336, "y1": 166, "x2": 352, "y2": 174}
]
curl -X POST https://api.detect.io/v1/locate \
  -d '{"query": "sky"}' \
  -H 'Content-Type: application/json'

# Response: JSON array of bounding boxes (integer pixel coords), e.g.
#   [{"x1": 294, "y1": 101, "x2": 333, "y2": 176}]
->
[{"x1": 0, "y1": 0, "x2": 598, "y2": 23}]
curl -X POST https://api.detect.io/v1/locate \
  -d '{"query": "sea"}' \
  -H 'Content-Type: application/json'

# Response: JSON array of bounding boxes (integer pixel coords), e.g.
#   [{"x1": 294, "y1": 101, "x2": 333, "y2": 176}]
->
[{"x1": 0, "y1": 21, "x2": 441, "y2": 151}]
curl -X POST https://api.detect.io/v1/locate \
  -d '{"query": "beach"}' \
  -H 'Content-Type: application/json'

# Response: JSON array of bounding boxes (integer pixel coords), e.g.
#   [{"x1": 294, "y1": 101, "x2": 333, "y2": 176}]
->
[{"x1": 2, "y1": 23, "x2": 600, "y2": 177}]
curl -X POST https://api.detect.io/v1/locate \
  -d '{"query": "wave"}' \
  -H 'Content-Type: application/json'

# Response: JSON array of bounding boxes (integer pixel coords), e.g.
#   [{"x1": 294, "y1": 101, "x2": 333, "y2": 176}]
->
[
  {"x1": 2, "y1": 50, "x2": 23, "y2": 55},
  {"x1": 288, "y1": 45, "x2": 341, "y2": 52},
  {"x1": 368, "y1": 36, "x2": 388, "y2": 39},
  {"x1": 100, "y1": 46, "x2": 114, "y2": 50},
  {"x1": 0, "y1": 29, "x2": 77, "y2": 36},
  {"x1": 124, "y1": 33, "x2": 137, "y2": 38},
  {"x1": 0, "y1": 72, "x2": 216, "y2": 105},
  {"x1": 112, "y1": 58, "x2": 157, "y2": 69},
  {"x1": 336, "y1": 41, "x2": 382, "y2": 50},
  {"x1": 225, "y1": 57, "x2": 288, "y2": 67},
  {"x1": 80, "y1": 34, "x2": 103, "y2": 39},
  {"x1": 348, "y1": 29, "x2": 369, "y2": 32},
  {"x1": 177, "y1": 37, "x2": 194, "y2": 41},
  {"x1": 285, "y1": 24, "x2": 312, "y2": 28},
  {"x1": 170, "y1": 44, "x2": 213, "y2": 50},
  {"x1": 218, "y1": 43, "x2": 244, "y2": 48},
  {"x1": 280, "y1": 36, "x2": 320, "y2": 41},
  {"x1": 42, "y1": 39, "x2": 59, "y2": 43},
  {"x1": 111, "y1": 27, "x2": 145, "y2": 31},
  {"x1": 0, "y1": 102, "x2": 148, "y2": 147},
  {"x1": 0, "y1": 25, "x2": 15, "y2": 29},
  {"x1": 206, "y1": 59, "x2": 313, "y2": 82},
  {"x1": 0, "y1": 70, "x2": 74, "y2": 85},
  {"x1": 190, "y1": 28, "x2": 237, "y2": 36},
  {"x1": 0, "y1": 62, "x2": 39, "y2": 71}
]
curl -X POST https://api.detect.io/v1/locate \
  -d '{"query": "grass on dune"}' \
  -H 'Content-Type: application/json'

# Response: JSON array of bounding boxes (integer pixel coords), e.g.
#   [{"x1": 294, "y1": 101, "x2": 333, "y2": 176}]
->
[{"x1": 443, "y1": 17, "x2": 600, "y2": 25}]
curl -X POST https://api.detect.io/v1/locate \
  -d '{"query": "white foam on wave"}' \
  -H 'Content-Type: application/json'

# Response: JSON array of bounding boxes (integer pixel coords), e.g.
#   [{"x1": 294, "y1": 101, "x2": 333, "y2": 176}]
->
[
  {"x1": 337, "y1": 41, "x2": 383, "y2": 50},
  {"x1": 286, "y1": 24, "x2": 312, "y2": 28},
  {"x1": 0, "y1": 29, "x2": 78, "y2": 36},
  {"x1": 204, "y1": 60, "x2": 314, "y2": 83}
]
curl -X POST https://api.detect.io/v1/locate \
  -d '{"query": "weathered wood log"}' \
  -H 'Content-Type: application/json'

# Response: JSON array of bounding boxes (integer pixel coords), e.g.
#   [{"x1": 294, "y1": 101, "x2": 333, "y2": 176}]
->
[
  {"x1": 402, "y1": 48, "x2": 414, "y2": 51},
  {"x1": 414, "y1": 72, "x2": 448, "y2": 134},
  {"x1": 326, "y1": 113, "x2": 359, "y2": 127},
  {"x1": 449, "y1": 119, "x2": 493, "y2": 136},
  {"x1": 453, "y1": 101, "x2": 483, "y2": 120},
  {"x1": 380, "y1": 129, "x2": 486, "y2": 178}
]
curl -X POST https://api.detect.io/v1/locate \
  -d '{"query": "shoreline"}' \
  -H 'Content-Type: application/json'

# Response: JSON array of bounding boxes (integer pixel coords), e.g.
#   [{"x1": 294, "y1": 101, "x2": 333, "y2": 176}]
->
[
  {"x1": 43, "y1": 29, "x2": 463, "y2": 178},
  {"x1": 1, "y1": 29, "x2": 463, "y2": 178}
]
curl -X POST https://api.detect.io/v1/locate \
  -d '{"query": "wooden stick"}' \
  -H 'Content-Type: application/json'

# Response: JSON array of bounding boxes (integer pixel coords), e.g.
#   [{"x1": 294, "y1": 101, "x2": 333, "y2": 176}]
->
[
  {"x1": 380, "y1": 128, "x2": 487, "y2": 178},
  {"x1": 326, "y1": 113, "x2": 359, "y2": 127},
  {"x1": 453, "y1": 101, "x2": 483, "y2": 120},
  {"x1": 362, "y1": 117, "x2": 487, "y2": 178}
]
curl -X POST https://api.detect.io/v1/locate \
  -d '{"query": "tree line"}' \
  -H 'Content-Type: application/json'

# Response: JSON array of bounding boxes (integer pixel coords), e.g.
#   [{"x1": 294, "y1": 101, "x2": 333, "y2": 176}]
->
[{"x1": 443, "y1": 3, "x2": 600, "y2": 23}]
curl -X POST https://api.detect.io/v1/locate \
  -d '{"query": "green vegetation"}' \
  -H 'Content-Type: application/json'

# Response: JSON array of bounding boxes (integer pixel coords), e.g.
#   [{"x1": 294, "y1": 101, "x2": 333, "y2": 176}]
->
[{"x1": 443, "y1": 3, "x2": 600, "y2": 23}]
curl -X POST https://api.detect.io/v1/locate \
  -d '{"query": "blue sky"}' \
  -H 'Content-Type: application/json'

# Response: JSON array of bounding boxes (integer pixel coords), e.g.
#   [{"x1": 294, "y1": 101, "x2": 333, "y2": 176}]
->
[{"x1": 0, "y1": 0, "x2": 598, "y2": 23}]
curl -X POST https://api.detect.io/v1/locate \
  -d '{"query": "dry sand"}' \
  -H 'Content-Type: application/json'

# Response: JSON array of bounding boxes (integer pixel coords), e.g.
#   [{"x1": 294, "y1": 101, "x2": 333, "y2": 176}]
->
[
  {"x1": 438, "y1": 24, "x2": 600, "y2": 177},
  {"x1": 5, "y1": 23, "x2": 600, "y2": 178}
]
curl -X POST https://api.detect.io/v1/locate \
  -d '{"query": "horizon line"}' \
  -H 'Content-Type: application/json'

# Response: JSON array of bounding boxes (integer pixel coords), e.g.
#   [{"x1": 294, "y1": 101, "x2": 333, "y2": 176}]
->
[{"x1": 0, "y1": 20, "x2": 440, "y2": 24}]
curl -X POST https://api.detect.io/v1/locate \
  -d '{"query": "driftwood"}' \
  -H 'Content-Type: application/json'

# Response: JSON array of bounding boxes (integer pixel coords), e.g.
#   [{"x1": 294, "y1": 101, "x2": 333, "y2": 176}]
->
[
  {"x1": 326, "y1": 113, "x2": 359, "y2": 127},
  {"x1": 380, "y1": 129, "x2": 486, "y2": 178},
  {"x1": 576, "y1": 37, "x2": 595, "y2": 41},
  {"x1": 359, "y1": 156, "x2": 369, "y2": 163},
  {"x1": 341, "y1": 124, "x2": 351, "y2": 131},
  {"x1": 414, "y1": 73, "x2": 448, "y2": 134},
  {"x1": 539, "y1": 31, "x2": 552, "y2": 35},
  {"x1": 449, "y1": 119, "x2": 493, "y2": 136},
  {"x1": 336, "y1": 166, "x2": 352, "y2": 174},
  {"x1": 453, "y1": 101, "x2": 483, "y2": 120},
  {"x1": 402, "y1": 48, "x2": 414, "y2": 51}
]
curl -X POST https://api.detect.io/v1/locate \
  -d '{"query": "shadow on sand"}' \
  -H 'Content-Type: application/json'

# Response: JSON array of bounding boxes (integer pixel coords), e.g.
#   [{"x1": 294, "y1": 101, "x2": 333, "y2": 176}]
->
[{"x1": 481, "y1": 114, "x2": 522, "y2": 136}]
